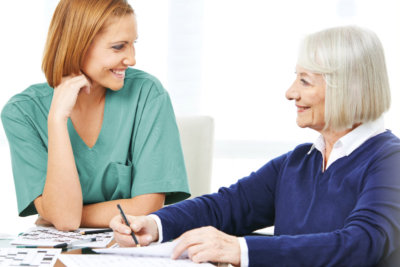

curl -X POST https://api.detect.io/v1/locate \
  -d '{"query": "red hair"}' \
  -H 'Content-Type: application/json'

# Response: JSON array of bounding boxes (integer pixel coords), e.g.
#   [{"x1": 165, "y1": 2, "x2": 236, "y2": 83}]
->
[{"x1": 42, "y1": 0, "x2": 134, "y2": 87}]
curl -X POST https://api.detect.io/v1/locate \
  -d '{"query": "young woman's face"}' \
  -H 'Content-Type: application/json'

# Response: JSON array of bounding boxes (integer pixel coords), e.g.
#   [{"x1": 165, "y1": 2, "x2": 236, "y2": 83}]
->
[
  {"x1": 82, "y1": 14, "x2": 137, "y2": 91},
  {"x1": 285, "y1": 66, "x2": 326, "y2": 132}
]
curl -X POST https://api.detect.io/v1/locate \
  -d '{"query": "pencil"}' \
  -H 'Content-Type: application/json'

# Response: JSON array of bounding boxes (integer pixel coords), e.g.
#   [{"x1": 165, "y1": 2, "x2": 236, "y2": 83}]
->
[
  {"x1": 79, "y1": 228, "x2": 113, "y2": 235},
  {"x1": 117, "y1": 204, "x2": 140, "y2": 247},
  {"x1": 54, "y1": 237, "x2": 97, "y2": 248}
]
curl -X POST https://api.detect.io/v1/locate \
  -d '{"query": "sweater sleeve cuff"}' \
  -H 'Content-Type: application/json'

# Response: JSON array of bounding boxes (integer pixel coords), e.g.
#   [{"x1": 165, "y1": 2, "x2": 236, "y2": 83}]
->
[
  {"x1": 148, "y1": 214, "x2": 163, "y2": 243},
  {"x1": 238, "y1": 237, "x2": 249, "y2": 267}
]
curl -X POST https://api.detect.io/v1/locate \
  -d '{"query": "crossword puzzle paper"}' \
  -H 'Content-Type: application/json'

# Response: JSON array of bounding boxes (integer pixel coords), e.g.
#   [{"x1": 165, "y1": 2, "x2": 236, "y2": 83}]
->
[
  {"x1": 11, "y1": 226, "x2": 113, "y2": 248},
  {"x1": 0, "y1": 248, "x2": 60, "y2": 267}
]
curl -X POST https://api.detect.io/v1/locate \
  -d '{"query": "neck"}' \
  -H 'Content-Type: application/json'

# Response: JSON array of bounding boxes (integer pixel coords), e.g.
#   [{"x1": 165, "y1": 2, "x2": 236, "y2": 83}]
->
[
  {"x1": 320, "y1": 123, "x2": 361, "y2": 164},
  {"x1": 74, "y1": 84, "x2": 106, "y2": 112}
]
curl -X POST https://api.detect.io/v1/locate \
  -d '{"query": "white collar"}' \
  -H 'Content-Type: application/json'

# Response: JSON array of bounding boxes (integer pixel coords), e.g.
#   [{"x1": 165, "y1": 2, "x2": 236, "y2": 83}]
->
[{"x1": 307, "y1": 117, "x2": 385, "y2": 170}]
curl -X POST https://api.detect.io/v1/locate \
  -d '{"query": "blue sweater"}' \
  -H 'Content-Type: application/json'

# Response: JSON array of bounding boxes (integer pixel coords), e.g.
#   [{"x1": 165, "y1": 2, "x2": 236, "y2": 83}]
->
[{"x1": 154, "y1": 131, "x2": 400, "y2": 266}]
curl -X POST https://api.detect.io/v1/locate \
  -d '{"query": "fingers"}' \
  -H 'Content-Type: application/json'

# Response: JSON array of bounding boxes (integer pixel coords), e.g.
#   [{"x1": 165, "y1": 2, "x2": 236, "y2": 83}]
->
[
  {"x1": 137, "y1": 234, "x2": 154, "y2": 246},
  {"x1": 59, "y1": 73, "x2": 90, "y2": 87},
  {"x1": 129, "y1": 215, "x2": 149, "y2": 232},
  {"x1": 50, "y1": 74, "x2": 92, "y2": 120},
  {"x1": 110, "y1": 215, "x2": 137, "y2": 247},
  {"x1": 75, "y1": 74, "x2": 91, "y2": 95},
  {"x1": 172, "y1": 228, "x2": 204, "y2": 260},
  {"x1": 58, "y1": 75, "x2": 91, "y2": 92},
  {"x1": 109, "y1": 215, "x2": 159, "y2": 247},
  {"x1": 109, "y1": 215, "x2": 132, "y2": 235},
  {"x1": 188, "y1": 243, "x2": 213, "y2": 263},
  {"x1": 173, "y1": 238, "x2": 210, "y2": 262},
  {"x1": 130, "y1": 216, "x2": 159, "y2": 245},
  {"x1": 172, "y1": 226, "x2": 241, "y2": 265},
  {"x1": 113, "y1": 231, "x2": 137, "y2": 247}
]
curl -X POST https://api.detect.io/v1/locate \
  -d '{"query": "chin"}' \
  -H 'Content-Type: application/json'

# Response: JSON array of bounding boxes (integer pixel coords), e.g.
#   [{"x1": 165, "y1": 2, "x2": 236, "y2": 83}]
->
[
  {"x1": 296, "y1": 120, "x2": 307, "y2": 129},
  {"x1": 107, "y1": 82, "x2": 124, "y2": 91}
]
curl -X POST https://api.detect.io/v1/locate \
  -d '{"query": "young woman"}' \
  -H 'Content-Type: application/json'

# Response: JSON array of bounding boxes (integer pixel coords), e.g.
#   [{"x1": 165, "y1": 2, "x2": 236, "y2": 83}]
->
[{"x1": 1, "y1": 0, "x2": 190, "y2": 230}]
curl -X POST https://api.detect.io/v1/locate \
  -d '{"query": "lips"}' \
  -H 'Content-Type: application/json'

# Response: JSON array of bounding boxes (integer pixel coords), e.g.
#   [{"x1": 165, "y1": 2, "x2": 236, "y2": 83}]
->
[
  {"x1": 296, "y1": 104, "x2": 309, "y2": 112},
  {"x1": 110, "y1": 69, "x2": 126, "y2": 79}
]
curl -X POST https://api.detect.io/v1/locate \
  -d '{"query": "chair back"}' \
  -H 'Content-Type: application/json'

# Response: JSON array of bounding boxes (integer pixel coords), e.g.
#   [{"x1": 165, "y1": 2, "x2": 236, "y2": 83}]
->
[{"x1": 176, "y1": 116, "x2": 214, "y2": 198}]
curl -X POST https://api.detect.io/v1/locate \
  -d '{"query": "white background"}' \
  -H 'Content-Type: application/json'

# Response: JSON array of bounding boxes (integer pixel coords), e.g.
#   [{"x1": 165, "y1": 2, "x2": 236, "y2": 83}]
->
[{"x1": 0, "y1": 0, "x2": 399, "y2": 235}]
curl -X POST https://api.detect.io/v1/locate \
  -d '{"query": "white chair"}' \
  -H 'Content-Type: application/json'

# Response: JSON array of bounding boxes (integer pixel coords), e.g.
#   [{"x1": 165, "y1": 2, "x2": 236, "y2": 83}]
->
[{"x1": 176, "y1": 116, "x2": 214, "y2": 198}]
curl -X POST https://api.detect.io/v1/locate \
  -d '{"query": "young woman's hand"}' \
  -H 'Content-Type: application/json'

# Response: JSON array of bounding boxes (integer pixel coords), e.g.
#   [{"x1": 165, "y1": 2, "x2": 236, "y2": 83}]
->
[{"x1": 49, "y1": 74, "x2": 91, "y2": 122}]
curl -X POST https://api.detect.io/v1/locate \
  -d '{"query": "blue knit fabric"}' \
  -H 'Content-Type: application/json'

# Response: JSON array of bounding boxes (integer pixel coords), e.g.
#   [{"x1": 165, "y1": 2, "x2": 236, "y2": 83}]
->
[{"x1": 154, "y1": 131, "x2": 400, "y2": 266}]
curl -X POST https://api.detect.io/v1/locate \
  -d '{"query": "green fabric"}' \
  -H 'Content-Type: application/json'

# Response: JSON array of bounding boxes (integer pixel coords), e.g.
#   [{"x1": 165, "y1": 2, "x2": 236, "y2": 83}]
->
[{"x1": 1, "y1": 68, "x2": 190, "y2": 216}]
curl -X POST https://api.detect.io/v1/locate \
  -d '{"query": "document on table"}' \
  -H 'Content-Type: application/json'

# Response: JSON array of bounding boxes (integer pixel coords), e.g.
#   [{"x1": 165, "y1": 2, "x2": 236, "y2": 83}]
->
[
  {"x1": 61, "y1": 241, "x2": 215, "y2": 266},
  {"x1": 0, "y1": 248, "x2": 61, "y2": 267},
  {"x1": 94, "y1": 240, "x2": 188, "y2": 258},
  {"x1": 11, "y1": 226, "x2": 113, "y2": 248},
  {"x1": 0, "y1": 233, "x2": 15, "y2": 240},
  {"x1": 59, "y1": 254, "x2": 214, "y2": 267}
]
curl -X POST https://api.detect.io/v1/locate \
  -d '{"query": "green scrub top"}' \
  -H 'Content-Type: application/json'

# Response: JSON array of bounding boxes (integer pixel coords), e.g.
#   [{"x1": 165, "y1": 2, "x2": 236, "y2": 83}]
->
[{"x1": 1, "y1": 68, "x2": 190, "y2": 216}]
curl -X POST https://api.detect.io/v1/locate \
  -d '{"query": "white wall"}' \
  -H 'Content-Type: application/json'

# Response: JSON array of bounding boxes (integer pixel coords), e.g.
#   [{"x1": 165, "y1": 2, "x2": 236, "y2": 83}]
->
[{"x1": 0, "y1": 0, "x2": 399, "y2": 235}]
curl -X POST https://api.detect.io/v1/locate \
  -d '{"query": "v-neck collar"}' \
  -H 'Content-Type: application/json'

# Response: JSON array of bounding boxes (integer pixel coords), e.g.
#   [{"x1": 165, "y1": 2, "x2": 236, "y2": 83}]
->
[{"x1": 67, "y1": 90, "x2": 109, "y2": 151}]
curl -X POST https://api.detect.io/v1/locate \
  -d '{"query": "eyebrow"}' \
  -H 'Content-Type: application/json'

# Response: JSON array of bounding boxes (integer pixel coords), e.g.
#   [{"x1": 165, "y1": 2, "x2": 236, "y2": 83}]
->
[
  {"x1": 109, "y1": 41, "x2": 129, "y2": 45},
  {"x1": 298, "y1": 72, "x2": 310, "y2": 77},
  {"x1": 299, "y1": 71, "x2": 317, "y2": 80},
  {"x1": 109, "y1": 36, "x2": 139, "y2": 45}
]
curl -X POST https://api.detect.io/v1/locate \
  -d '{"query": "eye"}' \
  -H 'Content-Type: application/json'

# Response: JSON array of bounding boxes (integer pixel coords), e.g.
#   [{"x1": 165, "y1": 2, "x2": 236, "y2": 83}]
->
[
  {"x1": 112, "y1": 44, "x2": 125, "y2": 50},
  {"x1": 300, "y1": 78, "x2": 310, "y2": 86}
]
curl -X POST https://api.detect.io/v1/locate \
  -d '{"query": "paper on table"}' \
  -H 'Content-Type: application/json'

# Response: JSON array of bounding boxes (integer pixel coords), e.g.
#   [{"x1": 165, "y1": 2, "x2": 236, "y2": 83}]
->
[
  {"x1": 11, "y1": 226, "x2": 113, "y2": 248},
  {"x1": 0, "y1": 233, "x2": 15, "y2": 240},
  {"x1": 0, "y1": 248, "x2": 61, "y2": 267},
  {"x1": 58, "y1": 254, "x2": 215, "y2": 267},
  {"x1": 94, "y1": 240, "x2": 188, "y2": 259}
]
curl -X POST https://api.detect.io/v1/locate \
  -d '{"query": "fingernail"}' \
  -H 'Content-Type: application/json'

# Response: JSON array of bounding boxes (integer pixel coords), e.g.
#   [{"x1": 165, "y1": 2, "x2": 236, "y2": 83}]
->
[
  {"x1": 146, "y1": 236, "x2": 152, "y2": 242},
  {"x1": 124, "y1": 229, "x2": 130, "y2": 234}
]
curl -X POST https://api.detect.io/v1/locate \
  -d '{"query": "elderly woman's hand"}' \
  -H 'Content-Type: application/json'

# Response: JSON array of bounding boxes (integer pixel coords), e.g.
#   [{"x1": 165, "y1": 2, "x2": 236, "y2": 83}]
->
[
  {"x1": 109, "y1": 214, "x2": 159, "y2": 247},
  {"x1": 172, "y1": 226, "x2": 240, "y2": 266}
]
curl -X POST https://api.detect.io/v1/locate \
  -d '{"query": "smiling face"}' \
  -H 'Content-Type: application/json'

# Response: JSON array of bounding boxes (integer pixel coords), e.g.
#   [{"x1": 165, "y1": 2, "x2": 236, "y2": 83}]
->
[
  {"x1": 286, "y1": 66, "x2": 326, "y2": 132},
  {"x1": 81, "y1": 14, "x2": 137, "y2": 91}
]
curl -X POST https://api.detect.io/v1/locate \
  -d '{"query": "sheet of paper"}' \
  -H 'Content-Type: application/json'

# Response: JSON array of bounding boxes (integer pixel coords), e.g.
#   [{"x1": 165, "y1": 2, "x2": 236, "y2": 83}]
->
[
  {"x1": 0, "y1": 233, "x2": 15, "y2": 240},
  {"x1": 58, "y1": 254, "x2": 214, "y2": 267},
  {"x1": 11, "y1": 226, "x2": 113, "y2": 248},
  {"x1": 0, "y1": 248, "x2": 61, "y2": 267},
  {"x1": 94, "y1": 240, "x2": 188, "y2": 258}
]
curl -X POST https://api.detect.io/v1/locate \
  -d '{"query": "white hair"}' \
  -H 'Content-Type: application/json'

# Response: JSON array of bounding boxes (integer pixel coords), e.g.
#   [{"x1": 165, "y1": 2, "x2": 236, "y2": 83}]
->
[{"x1": 297, "y1": 25, "x2": 390, "y2": 131}]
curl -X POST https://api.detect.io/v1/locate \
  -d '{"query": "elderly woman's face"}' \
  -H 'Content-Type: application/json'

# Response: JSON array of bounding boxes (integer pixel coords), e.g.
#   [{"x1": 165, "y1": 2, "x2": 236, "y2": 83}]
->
[
  {"x1": 82, "y1": 14, "x2": 137, "y2": 91},
  {"x1": 286, "y1": 66, "x2": 326, "y2": 132}
]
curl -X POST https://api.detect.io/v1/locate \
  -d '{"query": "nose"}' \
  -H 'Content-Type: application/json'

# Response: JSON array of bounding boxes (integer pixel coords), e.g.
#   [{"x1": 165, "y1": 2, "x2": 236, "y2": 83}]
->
[
  {"x1": 123, "y1": 45, "x2": 136, "y2": 66},
  {"x1": 286, "y1": 80, "x2": 300, "y2": 101}
]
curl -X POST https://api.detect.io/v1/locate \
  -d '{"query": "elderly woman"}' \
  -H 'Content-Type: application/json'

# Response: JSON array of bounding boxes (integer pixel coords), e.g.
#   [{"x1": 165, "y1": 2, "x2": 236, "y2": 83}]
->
[
  {"x1": 110, "y1": 26, "x2": 400, "y2": 266},
  {"x1": 1, "y1": 0, "x2": 189, "y2": 231}
]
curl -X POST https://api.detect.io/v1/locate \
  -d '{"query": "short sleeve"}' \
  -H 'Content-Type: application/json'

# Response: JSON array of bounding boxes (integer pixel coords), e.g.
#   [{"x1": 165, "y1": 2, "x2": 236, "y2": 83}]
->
[
  {"x1": 130, "y1": 90, "x2": 190, "y2": 204},
  {"x1": 1, "y1": 103, "x2": 48, "y2": 216}
]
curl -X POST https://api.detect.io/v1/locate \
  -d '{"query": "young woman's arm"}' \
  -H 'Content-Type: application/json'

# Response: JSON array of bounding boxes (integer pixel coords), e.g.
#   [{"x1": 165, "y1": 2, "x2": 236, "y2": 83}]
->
[
  {"x1": 34, "y1": 75, "x2": 90, "y2": 231},
  {"x1": 80, "y1": 193, "x2": 165, "y2": 227}
]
